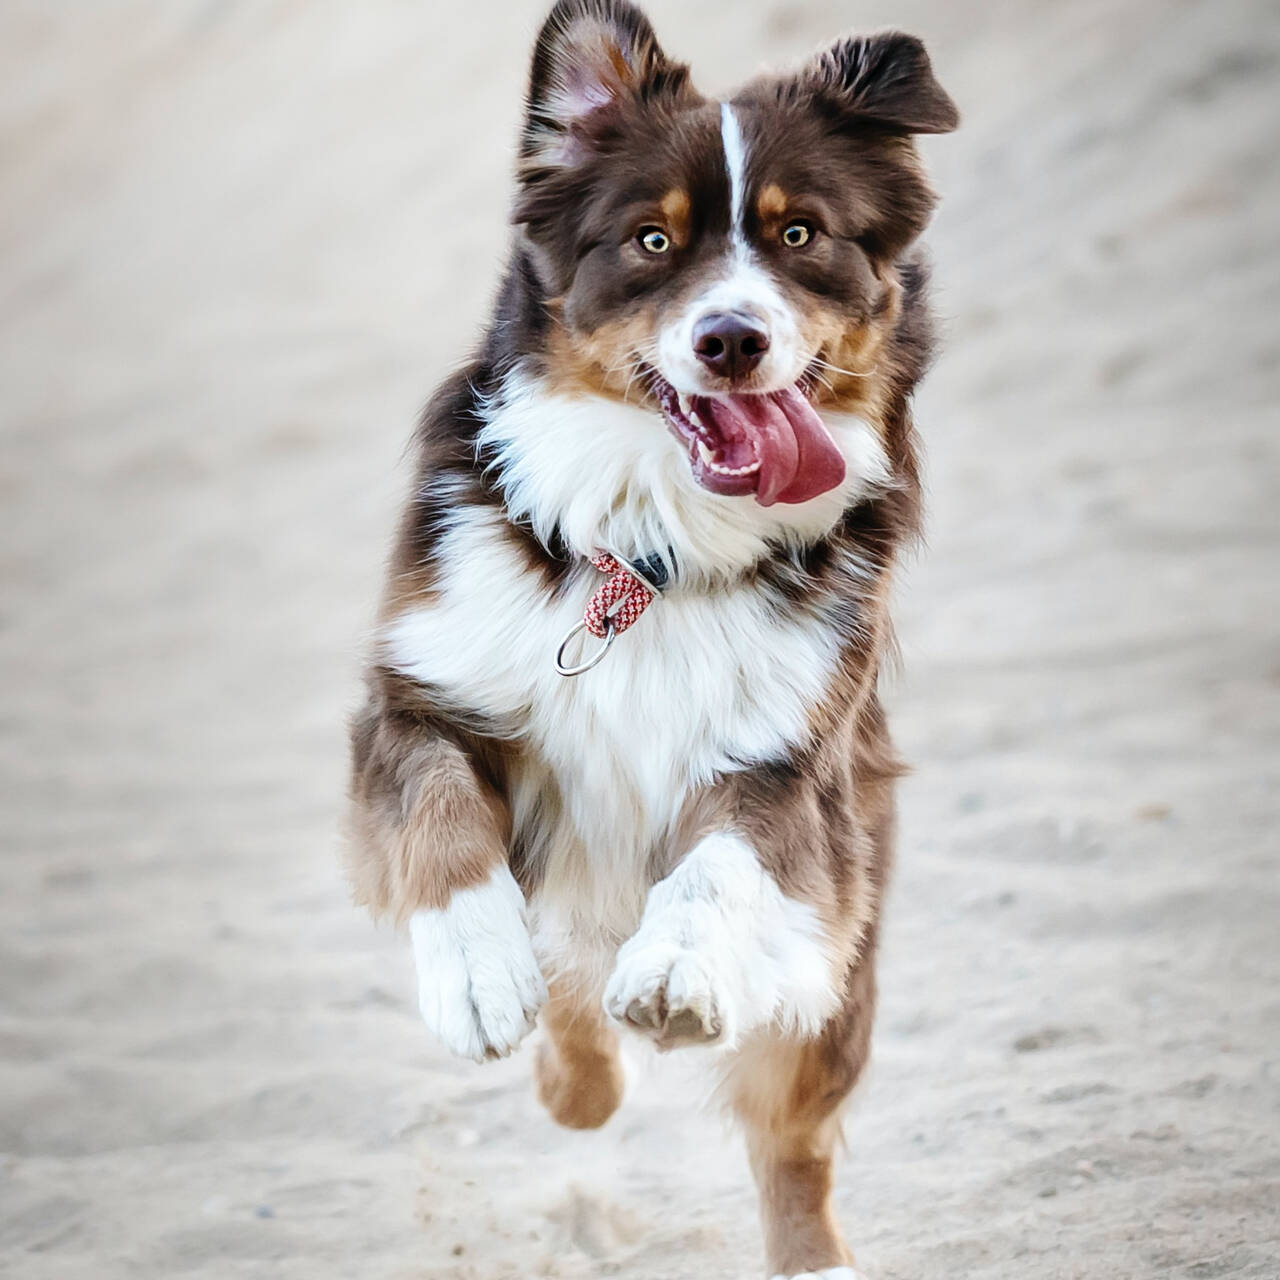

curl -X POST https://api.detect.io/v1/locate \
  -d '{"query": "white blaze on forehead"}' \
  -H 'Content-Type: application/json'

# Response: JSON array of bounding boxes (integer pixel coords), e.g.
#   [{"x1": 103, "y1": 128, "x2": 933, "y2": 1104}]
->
[
  {"x1": 655, "y1": 103, "x2": 807, "y2": 392},
  {"x1": 720, "y1": 102, "x2": 749, "y2": 253}
]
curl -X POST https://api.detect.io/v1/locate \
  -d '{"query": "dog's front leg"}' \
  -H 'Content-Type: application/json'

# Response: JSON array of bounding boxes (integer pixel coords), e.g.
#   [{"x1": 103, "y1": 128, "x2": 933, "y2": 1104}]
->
[
  {"x1": 603, "y1": 832, "x2": 839, "y2": 1051},
  {"x1": 346, "y1": 706, "x2": 546, "y2": 1062},
  {"x1": 408, "y1": 863, "x2": 546, "y2": 1062}
]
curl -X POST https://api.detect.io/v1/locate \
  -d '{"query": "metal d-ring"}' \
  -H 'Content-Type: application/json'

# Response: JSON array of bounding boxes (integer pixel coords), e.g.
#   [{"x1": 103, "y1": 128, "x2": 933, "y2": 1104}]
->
[{"x1": 555, "y1": 617, "x2": 616, "y2": 677}]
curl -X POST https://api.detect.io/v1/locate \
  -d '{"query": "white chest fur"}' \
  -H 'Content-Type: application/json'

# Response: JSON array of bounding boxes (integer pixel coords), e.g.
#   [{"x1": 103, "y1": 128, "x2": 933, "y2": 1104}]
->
[
  {"x1": 382, "y1": 375, "x2": 889, "y2": 977},
  {"x1": 383, "y1": 508, "x2": 836, "y2": 949}
]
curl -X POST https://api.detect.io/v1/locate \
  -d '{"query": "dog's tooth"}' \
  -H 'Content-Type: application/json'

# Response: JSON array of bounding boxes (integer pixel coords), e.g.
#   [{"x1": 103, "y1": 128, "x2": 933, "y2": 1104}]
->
[
  {"x1": 697, "y1": 440, "x2": 715, "y2": 465},
  {"x1": 678, "y1": 392, "x2": 692, "y2": 416},
  {"x1": 718, "y1": 460, "x2": 761, "y2": 476},
  {"x1": 709, "y1": 458, "x2": 750, "y2": 476}
]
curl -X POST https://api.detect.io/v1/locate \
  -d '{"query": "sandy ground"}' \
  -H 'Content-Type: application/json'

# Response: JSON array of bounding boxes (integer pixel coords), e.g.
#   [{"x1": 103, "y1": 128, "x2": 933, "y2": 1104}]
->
[{"x1": 2, "y1": 1, "x2": 1278, "y2": 1277}]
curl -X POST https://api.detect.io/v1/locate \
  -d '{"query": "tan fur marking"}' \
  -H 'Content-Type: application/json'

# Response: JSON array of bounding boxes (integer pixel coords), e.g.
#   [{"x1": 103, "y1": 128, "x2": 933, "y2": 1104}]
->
[
  {"x1": 748, "y1": 1122, "x2": 854, "y2": 1275},
  {"x1": 535, "y1": 979, "x2": 625, "y2": 1130},
  {"x1": 541, "y1": 312, "x2": 659, "y2": 402},
  {"x1": 660, "y1": 187, "x2": 692, "y2": 243},
  {"x1": 603, "y1": 37, "x2": 633, "y2": 88},
  {"x1": 758, "y1": 182, "x2": 789, "y2": 221},
  {"x1": 796, "y1": 289, "x2": 900, "y2": 430}
]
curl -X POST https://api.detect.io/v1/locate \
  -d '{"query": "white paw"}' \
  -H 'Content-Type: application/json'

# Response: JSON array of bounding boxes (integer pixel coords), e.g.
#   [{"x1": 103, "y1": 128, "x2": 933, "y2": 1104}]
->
[
  {"x1": 409, "y1": 866, "x2": 547, "y2": 1062},
  {"x1": 603, "y1": 938, "x2": 735, "y2": 1050}
]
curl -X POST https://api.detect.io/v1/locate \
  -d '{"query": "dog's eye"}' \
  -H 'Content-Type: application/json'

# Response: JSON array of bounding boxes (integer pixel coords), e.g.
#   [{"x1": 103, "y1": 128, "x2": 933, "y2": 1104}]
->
[
  {"x1": 782, "y1": 221, "x2": 812, "y2": 248},
  {"x1": 637, "y1": 227, "x2": 671, "y2": 254}
]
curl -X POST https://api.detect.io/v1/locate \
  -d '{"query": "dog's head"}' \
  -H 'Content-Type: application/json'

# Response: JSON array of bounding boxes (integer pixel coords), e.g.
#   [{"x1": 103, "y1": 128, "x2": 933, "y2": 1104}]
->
[{"x1": 513, "y1": 0, "x2": 957, "y2": 509}]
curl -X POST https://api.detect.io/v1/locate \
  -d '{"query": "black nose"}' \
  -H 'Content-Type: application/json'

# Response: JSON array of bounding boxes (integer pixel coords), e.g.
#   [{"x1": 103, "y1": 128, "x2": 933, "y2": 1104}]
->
[{"x1": 692, "y1": 311, "x2": 770, "y2": 380}]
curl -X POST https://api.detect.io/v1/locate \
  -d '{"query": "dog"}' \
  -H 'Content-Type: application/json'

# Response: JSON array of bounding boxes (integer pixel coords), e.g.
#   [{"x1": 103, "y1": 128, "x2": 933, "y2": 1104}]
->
[{"x1": 345, "y1": 3, "x2": 957, "y2": 1275}]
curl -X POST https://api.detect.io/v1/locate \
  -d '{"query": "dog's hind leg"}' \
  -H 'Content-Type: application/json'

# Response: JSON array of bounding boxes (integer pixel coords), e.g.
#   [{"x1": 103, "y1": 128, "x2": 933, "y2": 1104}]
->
[
  {"x1": 535, "y1": 978, "x2": 625, "y2": 1130},
  {"x1": 727, "y1": 949, "x2": 876, "y2": 1280}
]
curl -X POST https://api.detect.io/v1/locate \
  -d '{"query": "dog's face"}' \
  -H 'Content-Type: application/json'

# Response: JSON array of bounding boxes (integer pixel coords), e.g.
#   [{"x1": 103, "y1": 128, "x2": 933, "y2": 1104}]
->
[{"x1": 515, "y1": 0, "x2": 957, "y2": 508}]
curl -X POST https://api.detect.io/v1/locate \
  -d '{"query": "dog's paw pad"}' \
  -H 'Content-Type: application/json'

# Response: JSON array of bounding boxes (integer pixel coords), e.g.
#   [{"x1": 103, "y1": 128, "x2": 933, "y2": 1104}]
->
[{"x1": 604, "y1": 943, "x2": 729, "y2": 1049}]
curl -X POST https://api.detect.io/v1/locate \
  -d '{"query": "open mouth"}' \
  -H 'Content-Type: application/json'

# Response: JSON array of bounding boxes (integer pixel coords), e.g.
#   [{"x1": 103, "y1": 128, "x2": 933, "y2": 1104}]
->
[{"x1": 650, "y1": 372, "x2": 847, "y2": 506}]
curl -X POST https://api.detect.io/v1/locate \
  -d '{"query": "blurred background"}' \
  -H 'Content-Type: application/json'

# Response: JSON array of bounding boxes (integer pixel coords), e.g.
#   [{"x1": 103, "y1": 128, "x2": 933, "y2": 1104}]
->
[{"x1": 2, "y1": 1, "x2": 1277, "y2": 1277}]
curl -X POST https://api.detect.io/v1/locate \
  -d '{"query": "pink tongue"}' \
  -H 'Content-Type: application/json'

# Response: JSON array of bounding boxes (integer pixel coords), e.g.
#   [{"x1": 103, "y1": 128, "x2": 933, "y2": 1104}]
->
[{"x1": 704, "y1": 389, "x2": 846, "y2": 506}]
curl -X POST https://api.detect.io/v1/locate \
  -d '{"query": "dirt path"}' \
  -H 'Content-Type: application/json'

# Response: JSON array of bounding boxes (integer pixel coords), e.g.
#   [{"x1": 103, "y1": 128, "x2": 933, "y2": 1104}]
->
[{"x1": 2, "y1": 2, "x2": 1277, "y2": 1276}]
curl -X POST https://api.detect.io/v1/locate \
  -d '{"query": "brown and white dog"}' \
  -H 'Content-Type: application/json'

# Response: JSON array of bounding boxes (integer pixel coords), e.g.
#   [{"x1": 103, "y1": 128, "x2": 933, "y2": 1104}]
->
[{"x1": 346, "y1": 3, "x2": 957, "y2": 1275}]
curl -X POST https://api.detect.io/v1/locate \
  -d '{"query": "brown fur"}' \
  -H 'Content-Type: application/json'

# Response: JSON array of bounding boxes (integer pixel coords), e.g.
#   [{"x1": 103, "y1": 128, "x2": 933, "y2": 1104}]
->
[
  {"x1": 735, "y1": 991, "x2": 877, "y2": 1270},
  {"x1": 729, "y1": 920, "x2": 881, "y2": 1273},
  {"x1": 346, "y1": 680, "x2": 513, "y2": 920},
  {"x1": 535, "y1": 979, "x2": 626, "y2": 1129}
]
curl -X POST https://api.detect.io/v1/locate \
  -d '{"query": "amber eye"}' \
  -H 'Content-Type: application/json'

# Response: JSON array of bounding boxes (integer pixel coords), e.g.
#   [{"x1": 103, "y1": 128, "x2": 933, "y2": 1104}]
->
[
  {"x1": 638, "y1": 226, "x2": 671, "y2": 254},
  {"x1": 782, "y1": 221, "x2": 812, "y2": 248}
]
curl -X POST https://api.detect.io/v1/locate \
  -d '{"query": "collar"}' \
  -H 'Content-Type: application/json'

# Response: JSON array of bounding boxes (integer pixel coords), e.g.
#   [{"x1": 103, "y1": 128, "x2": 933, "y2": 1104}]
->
[
  {"x1": 620, "y1": 548, "x2": 674, "y2": 594},
  {"x1": 554, "y1": 548, "x2": 672, "y2": 677}
]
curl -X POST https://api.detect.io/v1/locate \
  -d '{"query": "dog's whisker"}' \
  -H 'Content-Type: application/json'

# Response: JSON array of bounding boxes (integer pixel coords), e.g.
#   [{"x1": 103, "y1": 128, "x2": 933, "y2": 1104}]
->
[
  {"x1": 811, "y1": 357, "x2": 878, "y2": 380},
  {"x1": 621, "y1": 362, "x2": 646, "y2": 404}
]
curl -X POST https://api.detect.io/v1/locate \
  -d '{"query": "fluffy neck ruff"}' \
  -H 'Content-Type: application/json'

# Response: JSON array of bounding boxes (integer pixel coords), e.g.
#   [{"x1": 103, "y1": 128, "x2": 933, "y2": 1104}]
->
[{"x1": 476, "y1": 364, "x2": 894, "y2": 589}]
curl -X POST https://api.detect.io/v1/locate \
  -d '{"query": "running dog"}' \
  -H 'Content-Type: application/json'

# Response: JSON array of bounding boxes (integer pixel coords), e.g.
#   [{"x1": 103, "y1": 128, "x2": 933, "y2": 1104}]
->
[{"x1": 346, "y1": 3, "x2": 957, "y2": 1274}]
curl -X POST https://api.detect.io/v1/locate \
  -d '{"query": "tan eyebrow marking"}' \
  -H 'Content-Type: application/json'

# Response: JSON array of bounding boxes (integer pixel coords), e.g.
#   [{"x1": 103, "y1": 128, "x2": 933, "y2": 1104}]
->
[
  {"x1": 660, "y1": 188, "x2": 692, "y2": 242},
  {"x1": 606, "y1": 41, "x2": 631, "y2": 83},
  {"x1": 757, "y1": 183, "x2": 788, "y2": 221}
]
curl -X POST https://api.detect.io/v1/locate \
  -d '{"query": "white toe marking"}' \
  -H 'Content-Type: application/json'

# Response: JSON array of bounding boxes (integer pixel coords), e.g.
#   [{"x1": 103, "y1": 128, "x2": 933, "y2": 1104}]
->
[
  {"x1": 604, "y1": 937, "x2": 729, "y2": 1046},
  {"x1": 604, "y1": 832, "x2": 839, "y2": 1049},
  {"x1": 410, "y1": 865, "x2": 548, "y2": 1062}
]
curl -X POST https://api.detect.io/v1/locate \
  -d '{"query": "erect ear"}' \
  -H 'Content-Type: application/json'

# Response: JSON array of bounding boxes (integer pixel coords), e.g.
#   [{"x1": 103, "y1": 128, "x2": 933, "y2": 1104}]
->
[
  {"x1": 520, "y1": 0, "x2": 690, "y2": 168},
  {"x1": 806, "y1": 30, "x2": 959, "y2": 135}
]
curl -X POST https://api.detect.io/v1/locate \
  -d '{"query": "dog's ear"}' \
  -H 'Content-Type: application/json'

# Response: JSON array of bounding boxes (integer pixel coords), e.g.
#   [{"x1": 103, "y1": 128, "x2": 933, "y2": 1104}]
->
[
  {"x1": 804, "y1": 31, "x2": 958, "y2": 135},
  {"x1": 520, "y1": 0, "x2": 690, "y2": 169}
]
